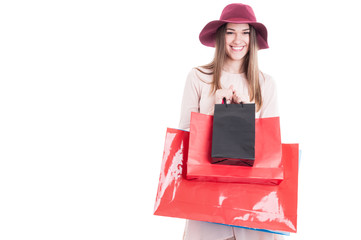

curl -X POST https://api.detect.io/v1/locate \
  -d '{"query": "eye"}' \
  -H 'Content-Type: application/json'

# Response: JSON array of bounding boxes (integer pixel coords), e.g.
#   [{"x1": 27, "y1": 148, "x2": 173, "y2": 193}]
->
[
  {"x1": 243, "y1": 31, "x2": 250, "y2": 35},
  {"x1": 226, "y1": 32, "x2": 234, "y2": 35}
]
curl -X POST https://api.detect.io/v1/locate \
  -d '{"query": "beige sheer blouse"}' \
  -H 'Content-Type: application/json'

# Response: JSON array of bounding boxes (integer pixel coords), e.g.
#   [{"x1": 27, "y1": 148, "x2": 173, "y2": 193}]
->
[{"x1": 179, "y1": 67, "x2": 279, "y2": 131}]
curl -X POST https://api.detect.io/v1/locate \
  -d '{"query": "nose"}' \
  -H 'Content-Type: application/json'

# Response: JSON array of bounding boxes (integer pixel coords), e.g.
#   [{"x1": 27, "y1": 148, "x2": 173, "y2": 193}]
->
[{"x1": 234, "y1": 33, "x2": 244, "y2": 44}]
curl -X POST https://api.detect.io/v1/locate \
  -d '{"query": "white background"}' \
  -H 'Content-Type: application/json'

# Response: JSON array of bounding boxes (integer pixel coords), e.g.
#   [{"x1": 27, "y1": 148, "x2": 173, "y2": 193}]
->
[{"x1": 1, "y1": 0, "x2": 361, "y2": 239}]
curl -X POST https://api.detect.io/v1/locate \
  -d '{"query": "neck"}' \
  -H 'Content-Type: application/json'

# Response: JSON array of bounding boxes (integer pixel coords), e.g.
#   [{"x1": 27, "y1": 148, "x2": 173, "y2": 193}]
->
[{"x1": 223, "y1": 57, "x2": 244, "y2": 74}]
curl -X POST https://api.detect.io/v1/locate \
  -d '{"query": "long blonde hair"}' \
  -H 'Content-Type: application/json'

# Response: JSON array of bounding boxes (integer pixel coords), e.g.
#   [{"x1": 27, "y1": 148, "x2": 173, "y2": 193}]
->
[{"x1": 196, "y1": 24, "x2": 263, "y2": 111}]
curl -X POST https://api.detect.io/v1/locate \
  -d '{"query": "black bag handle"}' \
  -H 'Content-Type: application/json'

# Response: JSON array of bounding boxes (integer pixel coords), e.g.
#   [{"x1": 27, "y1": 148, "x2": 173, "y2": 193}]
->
[
  {"x1": 222, "y1": 97, "x2": 244, "y2": 107},
  {"x1": 222, "y1": 97, "x2": 227, "y2": 107}
]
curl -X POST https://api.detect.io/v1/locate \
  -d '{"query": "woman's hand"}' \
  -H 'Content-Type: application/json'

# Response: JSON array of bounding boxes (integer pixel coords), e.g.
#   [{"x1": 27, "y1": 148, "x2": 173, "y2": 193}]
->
[
  {"x1": 232, "y1": 89, "x2": 250, "y2": 104},
  {"x1": 215, "y1": 86, "x2": 234, "y2": 104},
  {"x1": 215, "y1": 86, "x2": 249, "y2": 104}
]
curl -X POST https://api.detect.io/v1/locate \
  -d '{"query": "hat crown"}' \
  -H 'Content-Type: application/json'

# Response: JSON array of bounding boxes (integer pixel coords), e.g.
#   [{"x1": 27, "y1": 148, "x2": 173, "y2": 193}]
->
[{"x1": 220, "y1": 3, "x2": 257, "y2": 22}]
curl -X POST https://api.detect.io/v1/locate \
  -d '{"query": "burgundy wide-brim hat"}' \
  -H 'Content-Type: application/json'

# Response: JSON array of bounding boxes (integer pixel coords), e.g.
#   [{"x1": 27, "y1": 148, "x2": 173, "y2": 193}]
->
[{"x1": 199, "y1": 3, "x2": 269, "y2": 50}]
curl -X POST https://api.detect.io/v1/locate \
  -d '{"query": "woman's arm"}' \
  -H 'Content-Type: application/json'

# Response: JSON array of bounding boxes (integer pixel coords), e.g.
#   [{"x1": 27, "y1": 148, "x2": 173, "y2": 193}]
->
[
  {"x1": 259, "y1": 74, "x2": 279, "y2": 118},
  {"x1": 178, "y1": 69, "x2": 201, "y2": 130}
]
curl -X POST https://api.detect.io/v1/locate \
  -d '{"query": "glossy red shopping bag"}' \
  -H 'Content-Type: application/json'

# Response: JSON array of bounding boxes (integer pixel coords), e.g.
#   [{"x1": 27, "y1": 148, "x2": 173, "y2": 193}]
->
[
  {"x1": 154, "y1": 128, "x2": 298, "y2": 233},
  {"x1": 187, "y1": 112, "x2": 283, "y2": 185}
]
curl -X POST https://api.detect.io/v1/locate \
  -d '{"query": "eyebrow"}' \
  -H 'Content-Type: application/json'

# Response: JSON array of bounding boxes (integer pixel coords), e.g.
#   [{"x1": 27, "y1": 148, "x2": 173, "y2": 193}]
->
[{"x1": 226, "y1": 28, "x2": 250, "y2": 31}]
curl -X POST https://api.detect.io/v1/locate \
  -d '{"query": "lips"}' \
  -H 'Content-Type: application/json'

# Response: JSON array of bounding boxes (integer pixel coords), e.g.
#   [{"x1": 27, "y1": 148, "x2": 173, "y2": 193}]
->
[{"x1": 231, "y1": 46, "x2": 245, "y2": 51}]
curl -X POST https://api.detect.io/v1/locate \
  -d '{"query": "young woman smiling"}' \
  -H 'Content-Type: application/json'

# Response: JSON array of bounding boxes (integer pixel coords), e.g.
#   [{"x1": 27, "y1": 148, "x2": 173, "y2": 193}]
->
[{"x1": 179, "y1": 3, "x2": 282, "y2": 240}]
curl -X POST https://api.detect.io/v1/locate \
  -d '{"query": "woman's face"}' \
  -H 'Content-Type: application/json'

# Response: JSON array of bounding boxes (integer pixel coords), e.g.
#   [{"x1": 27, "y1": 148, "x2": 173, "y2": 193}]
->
[{"x1": 224, "y1": 23, "x2": 250, "y2": 62}]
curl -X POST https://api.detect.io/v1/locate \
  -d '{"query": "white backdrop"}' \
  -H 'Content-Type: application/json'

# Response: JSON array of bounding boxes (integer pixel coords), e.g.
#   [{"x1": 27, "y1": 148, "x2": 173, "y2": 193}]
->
[{"x1": 1, "y1": 0, "x2": 361, "y2": 239}]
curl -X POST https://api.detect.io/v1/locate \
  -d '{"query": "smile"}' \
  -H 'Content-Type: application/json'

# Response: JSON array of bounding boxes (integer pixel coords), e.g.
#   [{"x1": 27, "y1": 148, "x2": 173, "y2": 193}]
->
[{"x1": 231, "y1": 46, "x2": 245, "y2": 51}]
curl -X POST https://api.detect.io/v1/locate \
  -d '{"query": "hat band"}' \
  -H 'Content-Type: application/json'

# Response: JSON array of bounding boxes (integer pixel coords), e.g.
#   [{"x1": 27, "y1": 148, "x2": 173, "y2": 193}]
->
[{"x1": 223, "y1": 17, "x2": 255, "y2": 22}]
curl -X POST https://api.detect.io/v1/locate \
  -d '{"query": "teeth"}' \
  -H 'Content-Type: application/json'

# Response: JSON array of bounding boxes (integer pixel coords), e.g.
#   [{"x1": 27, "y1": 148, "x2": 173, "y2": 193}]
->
[{"x1": 232, "y1": 46, "x2": 244, "y2": 50}]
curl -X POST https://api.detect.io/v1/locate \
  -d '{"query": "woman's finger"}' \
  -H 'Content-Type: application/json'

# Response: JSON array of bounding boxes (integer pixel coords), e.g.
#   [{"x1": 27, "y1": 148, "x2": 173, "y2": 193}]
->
[{"x1": 215, "y1": 88, "x2": 233, "y2": 104}]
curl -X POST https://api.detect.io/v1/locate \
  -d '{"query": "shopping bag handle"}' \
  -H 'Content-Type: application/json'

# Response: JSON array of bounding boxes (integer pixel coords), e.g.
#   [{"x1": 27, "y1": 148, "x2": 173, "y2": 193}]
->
[{"x1": 222, "y1": 97, "x2": 244, "y2": 107}]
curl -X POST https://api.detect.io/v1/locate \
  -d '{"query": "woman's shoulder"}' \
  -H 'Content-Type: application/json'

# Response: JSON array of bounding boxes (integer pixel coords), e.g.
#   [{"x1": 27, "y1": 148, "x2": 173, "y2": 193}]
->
[
  {"x1": 259, "y1": 71, "x2": 277, "y2": 88},
  {"x1": 187, "y1": 66, "x2": 213, "y2": 84}
]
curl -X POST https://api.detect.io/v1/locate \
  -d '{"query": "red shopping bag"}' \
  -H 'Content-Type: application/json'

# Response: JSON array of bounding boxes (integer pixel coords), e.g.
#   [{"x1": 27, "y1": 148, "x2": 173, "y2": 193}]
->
[
  {"x1": 154, "y1": 128, "x2": 298, "y2": 233},
  {"x1": 187, "y1": 112, "x2": 283, "y2": 185}
]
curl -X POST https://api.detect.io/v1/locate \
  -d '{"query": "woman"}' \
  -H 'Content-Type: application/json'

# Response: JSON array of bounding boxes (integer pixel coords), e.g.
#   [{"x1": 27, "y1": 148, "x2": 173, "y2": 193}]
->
[{"x1": 179, "y1": 3, "x2": 283, "y2": 240}]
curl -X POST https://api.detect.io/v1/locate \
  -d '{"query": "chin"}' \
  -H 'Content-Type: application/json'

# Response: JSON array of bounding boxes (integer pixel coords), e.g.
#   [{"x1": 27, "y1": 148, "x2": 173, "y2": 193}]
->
[
  {"x1": 228, "y1": 55, "x2": 246, "y2": 62},
  {"x1": 226, "y1": 51, "x2": 247, "y2": 62}
]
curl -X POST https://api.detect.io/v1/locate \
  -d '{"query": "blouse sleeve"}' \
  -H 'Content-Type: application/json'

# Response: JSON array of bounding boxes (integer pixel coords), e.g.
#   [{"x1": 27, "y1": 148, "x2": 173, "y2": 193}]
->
[
  {"x1": 259, "y1": 74, "x2": 279, "y2": 118},
  {"x1": 178, "y1": 68, "x2": 201, "y2": 130}
]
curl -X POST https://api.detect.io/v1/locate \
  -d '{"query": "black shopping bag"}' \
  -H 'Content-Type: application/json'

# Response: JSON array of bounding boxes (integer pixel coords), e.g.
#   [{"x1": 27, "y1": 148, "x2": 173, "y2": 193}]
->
[{"x1": 211, "y1": 102, "x2": 255, "y2": 166}]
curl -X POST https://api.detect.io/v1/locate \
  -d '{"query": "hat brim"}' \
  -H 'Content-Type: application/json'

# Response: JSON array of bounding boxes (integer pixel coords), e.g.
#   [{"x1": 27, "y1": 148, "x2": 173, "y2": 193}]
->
[{"x1": 199, "y1": 20, "x2": 269, "y2": 50}]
